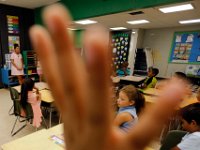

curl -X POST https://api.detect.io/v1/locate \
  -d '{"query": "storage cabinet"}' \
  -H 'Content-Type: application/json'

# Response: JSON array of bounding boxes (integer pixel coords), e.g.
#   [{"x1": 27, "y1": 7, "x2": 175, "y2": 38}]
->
[
  {"x1": 1, "y1": 68, "x2": 19, "y2": 86},
  {"x1": 23, "y1": 51, "x2": 39, "y2": 82}
]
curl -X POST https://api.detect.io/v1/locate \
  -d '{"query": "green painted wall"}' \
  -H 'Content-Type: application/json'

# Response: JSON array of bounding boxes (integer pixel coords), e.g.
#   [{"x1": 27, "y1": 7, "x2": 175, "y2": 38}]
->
[
  {"x1": 34, "y1": 6, "x2": 44, "y2": 25},
  {"x1": 34, "y1": 0, "x2": 190, "y2": 47},
  {"x1": 74, "y1": 30, "x2": 84, "y2": 48},
  {"x1": 61, "y1": 0, "x2": 190, "y2": 20}
]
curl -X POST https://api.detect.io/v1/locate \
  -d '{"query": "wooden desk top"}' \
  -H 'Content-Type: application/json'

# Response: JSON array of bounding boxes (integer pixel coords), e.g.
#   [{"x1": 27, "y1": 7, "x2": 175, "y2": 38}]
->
[
  {"x1": 1, "y1": 129, "x2": 63, "y2": 150},
  {"x1": 2, "y1": 123, "x2": 153, "y2": 150},
  {"x1": 144, "y1": 93, "x2": 198, "y2": 108},
  {"x1": 12, "y1": 82, "x2": 49, "y2": 93},
  {"x1": 35, "y1": 82, "x2": 50, "y2": 90},
  {"x1": 12, "y1": 83, "x2": 54, "y2": 103},
  {"x1": 111, "y1": 76, "x2": 146, "y2": 83},
  {"x1": 40, "y1": 89, "x2": 54, "y2": 103},
  {"x1": 180, "y1": 95, "x2": 198, "y2": 108},
  {"x1": 143, "y1": 88, "x2": 161, "y2": 96}
]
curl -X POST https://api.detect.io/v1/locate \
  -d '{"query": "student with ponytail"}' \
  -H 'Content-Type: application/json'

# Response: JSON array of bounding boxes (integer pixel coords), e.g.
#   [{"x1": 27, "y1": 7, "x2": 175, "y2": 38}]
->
[
  {"x1": 114, "y1": 85, "x2": 145, "y2": 132},
  {"x1": 20, "y1": 78, "x2": 42, "y2": 128}
]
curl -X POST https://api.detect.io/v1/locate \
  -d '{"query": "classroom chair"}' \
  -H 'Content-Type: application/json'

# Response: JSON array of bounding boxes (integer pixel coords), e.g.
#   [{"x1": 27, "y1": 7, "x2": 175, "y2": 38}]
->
[
  {"x1": 160, "y1": 130, "x2": 187, "y2": 150},
  {"x1": 8, "y1": 87, "x2": 20, "y2": 115},
  {"x1": 10, "y1": 87, "x2": 48, "y2": 136},
  {"x1": 10, "y1": 87, "x2": 33, "y2": 136}
]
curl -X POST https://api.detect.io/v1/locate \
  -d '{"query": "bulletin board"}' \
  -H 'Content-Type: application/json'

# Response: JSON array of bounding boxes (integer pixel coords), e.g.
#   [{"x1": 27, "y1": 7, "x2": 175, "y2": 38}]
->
[
  {"x1": 8, "y1": 36, "x2": 20, "y2": 52},
  {"x1": 169, "y1": 30, "x2": 200, "y2": 64},
  {"x1": 111, "y1": 30, "x2": 131, "y2": 70}
]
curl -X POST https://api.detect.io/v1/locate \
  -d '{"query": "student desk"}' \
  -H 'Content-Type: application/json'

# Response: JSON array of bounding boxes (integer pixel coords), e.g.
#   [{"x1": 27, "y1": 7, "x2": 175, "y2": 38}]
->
[
  {"x1": 2, "y1": 123, "x2": 153, "y2": 150},
  {"x1": 1, "y1": 124, "x2": 64, "y2": 150},
  {"x1": 12, "y1": 82, "x2": 50, "y2": 93},
  {"x1": 12, "y1": 82, "x2": 54, "y2": 127},
  {"x1": 112, "y1": 75, "x2": 146, "y2": 86},
  {"x1": 143, "y1": 88, "x2": 198, "y2": 107},
  {"x1": 142, "y1": 88, "x2": 161, "y2": 96}
]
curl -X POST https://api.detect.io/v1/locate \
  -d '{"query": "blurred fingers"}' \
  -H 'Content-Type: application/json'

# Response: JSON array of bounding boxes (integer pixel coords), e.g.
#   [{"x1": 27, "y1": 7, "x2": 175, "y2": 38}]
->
[
  {"x1": 29, "y1": 25, "x2": 67, "y2": 112},
  {"x1": 83, "y1": 26, "x2": 112, "y2": 148},
  {"x1": 125, "y1": 80, "x2": 186, "y2": 150},
  {"x1": 42, "y1": 4, "x2": 87, "y2": 122}
]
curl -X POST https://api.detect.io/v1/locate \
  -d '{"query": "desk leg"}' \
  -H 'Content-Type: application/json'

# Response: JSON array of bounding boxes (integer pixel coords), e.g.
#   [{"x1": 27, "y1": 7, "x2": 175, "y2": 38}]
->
[
  {"x1": 59, "y1": 114, "x2": 61, "y2": 124},
  {"x1": 49, "y1": 107, "x2": 52, "y2": 128}
]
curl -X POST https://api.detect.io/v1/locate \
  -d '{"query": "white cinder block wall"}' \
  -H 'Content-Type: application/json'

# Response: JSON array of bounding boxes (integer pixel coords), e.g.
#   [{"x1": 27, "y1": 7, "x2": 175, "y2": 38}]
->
[{"x1": 141, "y1": 25, "x2": 200, "y2": 78}]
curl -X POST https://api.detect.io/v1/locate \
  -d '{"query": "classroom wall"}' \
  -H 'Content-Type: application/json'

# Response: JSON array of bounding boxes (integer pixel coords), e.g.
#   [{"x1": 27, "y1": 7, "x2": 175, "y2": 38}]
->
[
  {"x1": 142, "y1": 25, "x2": 200, "y2": 78},
  {"x1": 0, "y1": 4, "x2": 34, "y2": 64},
  {"x1": 0, "y1": 4, "x2": 34, "y2": 87}
]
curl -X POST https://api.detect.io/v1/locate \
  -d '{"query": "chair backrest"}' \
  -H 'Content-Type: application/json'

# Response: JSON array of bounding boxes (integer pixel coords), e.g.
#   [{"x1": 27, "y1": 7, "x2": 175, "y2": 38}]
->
[
  {"x1": 9, "y1": 87, "x2": 19, "y2": 101},
  {"x1": 9, "y1": 87, "x2": 33, "y2": 119},
  {"x1": 12, "y1": 98, "x2": 33, "y2": 119},
  {"x1": 160, "y1": 130, "x2": 187, "y2": 150}
]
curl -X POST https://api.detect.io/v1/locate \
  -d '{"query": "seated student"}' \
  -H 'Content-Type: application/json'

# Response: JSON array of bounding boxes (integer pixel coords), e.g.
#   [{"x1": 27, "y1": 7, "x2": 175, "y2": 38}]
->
[
  {"x1": 140, "y1": 67, "x2": 159, "y2": 89},
  {"x1": 171, "y1": 103, "x2": 200, "y2": 150},
  {"x1": 116, "y1": 61, "x2": 130, "y2": 76},
  {"x1": 21, "y1": 78, "x2": 42, "y2": 128},
  {"x1": 156, "y1": 72, "x2": 188, "y2": 89},
  {"x1": 114, "y1": 85, "x2": 145, "y2": 132},
  {"x1": 156, "y1": 72, "x2": 192, "y2": 96}
]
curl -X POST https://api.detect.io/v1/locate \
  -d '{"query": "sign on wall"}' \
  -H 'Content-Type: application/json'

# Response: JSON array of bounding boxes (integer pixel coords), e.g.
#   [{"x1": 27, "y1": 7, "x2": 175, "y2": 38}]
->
[
  {"x1": 7, "y1": 15, "x2": 19, "y2": 34},
  {"x1": 169, "y1": 31, "x2": 200, "y2": 64},
  {"x1": 8, "y1": 36, "x2": 20, "y2": 52}
]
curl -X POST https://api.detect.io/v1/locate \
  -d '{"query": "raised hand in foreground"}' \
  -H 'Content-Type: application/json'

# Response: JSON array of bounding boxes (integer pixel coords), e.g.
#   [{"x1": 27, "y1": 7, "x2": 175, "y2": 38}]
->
[{"x1": 29, "y1": 4, "x2": 187, "y2": 150}]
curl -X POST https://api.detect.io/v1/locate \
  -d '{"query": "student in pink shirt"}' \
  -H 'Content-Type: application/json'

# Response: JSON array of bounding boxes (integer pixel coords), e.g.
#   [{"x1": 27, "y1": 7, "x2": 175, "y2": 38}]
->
[
  {"x1": 10, "y1": 43, "x2": 24, "y2": 84},
  {"x1": 20, "y1": 78, "x2": 42, "y2": 128}
]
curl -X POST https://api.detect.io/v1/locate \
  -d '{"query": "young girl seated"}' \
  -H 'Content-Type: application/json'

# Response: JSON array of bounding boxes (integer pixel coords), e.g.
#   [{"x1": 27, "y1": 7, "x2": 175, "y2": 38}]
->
[
  {"x1": 20, "y1": 78, "x2": 42, "y2": 128},
  {"x1": 114, "y1": 85, "x2": 145, "y2": 132}
]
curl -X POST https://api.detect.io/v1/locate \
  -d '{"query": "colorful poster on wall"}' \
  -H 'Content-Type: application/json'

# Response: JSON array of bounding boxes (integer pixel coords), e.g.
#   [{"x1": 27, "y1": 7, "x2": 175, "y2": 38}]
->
[
  {"x1": 7, "y1": 15, "x2": 19, "y2": 34},
  {"x1": 169, "y1": 31, "x2": 200, "y2": 64},
  {"x1": 8, "y1": 36, "x2": 20, "y2": 52},
  {"x1": 111, "y1": 31, "x2": 131, "y2": 70}
]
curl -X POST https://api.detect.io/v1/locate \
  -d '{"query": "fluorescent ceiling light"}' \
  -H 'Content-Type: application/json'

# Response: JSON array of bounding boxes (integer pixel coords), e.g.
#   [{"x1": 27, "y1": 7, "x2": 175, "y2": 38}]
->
[
  {"x1": 67, "y1": 28, "x2": 77, "y2": 30},
  {"x1": 159, "y1": 4, "x2": 193, "y2": 13},
  {"x1": 110, "y1": 27, "x2": 127, "y2": 30},
  {"x1": 132, "y1": 31, "x2": 136, "y2": 34},
  {"x1": 127, "y1": 20, "x2": 149, "y2": 25},
  {"x1": 179, "y1": 19, "x2": 200, "y2": 24},
  {"x1": 75, "y1": 19, "x2": 97, "y2": 25}
]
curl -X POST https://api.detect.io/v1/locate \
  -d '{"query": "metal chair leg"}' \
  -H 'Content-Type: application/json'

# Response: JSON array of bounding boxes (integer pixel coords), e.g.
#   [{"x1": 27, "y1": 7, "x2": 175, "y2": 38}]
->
[
  {"x1": 59, "y1": 114, "x2": 62, "y2": 124},
  {"x1": 12, "y1": 124, "x2": 27, "y2": 136},
  {"x1": 49, "y1": 107, "x2": 52, "y2": 128},
  {"x1": 8, "y1": 105, "x2": 14, "y2": 115},
  {"x1": 42, "y1": 115, "x2": 48, "y2": 129},
  {"x1": 11, "y1": 116, "x2": 19, "y2": 134}
]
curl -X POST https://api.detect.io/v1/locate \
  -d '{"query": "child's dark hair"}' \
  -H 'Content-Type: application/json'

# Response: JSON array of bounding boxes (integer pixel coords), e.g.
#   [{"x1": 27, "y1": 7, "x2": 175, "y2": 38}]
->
[
  {"x1": 14, "y1": 43, "x2": 19, "y2": 49},
  {"x1": 152, "y1": 68, "x2": 159, "y2": 77},
  {"x1": 174, "y1": 72, "x2": 190, "y2": 84},
  {"x1": 120, "y1": 85, "x2": 145, "y2": 114},
  {"x1": 181, "y1": 103, "x2": 200, "y2": 125},
  {"x1": 20, "y1": 78, "x2": 35, "y2": 109},
  {"x1": 174, "y1": 72, "x2": 186, "y2": 78}
]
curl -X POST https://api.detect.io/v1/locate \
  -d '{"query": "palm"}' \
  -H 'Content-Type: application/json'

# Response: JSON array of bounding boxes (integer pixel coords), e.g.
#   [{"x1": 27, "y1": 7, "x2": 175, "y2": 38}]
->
[{"x1": 30, "y1": 4, "x2": 186, "y2": 150}]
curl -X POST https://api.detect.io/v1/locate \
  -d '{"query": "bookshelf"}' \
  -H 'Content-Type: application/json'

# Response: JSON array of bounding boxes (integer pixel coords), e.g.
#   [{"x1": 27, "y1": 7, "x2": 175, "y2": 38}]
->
[{"x1": 23, "y1": 51, "x2": 39, "y2": 82}]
